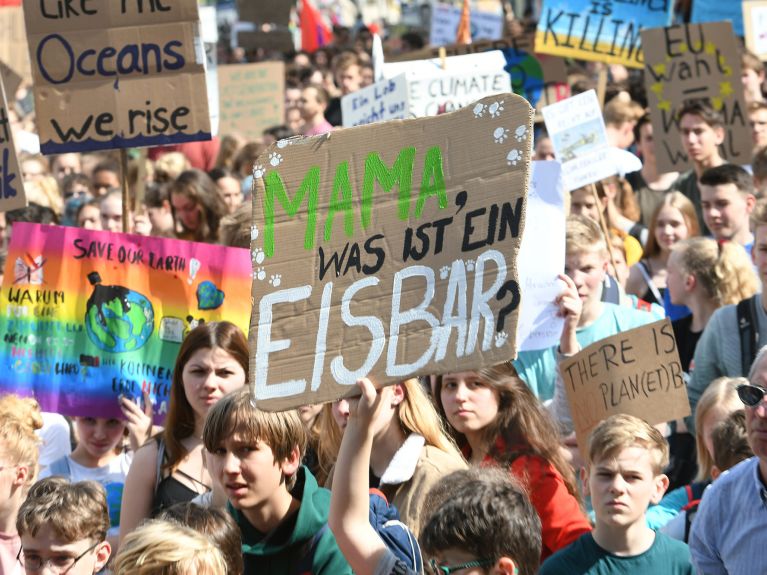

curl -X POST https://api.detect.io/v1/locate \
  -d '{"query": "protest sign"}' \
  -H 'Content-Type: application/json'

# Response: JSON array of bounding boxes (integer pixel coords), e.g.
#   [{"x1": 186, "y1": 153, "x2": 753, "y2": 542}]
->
[
  {"x1": 237, "y1": 0, "x2": 291, "y2": 25},
  {"x1": 0, "y1": 62, "x2": 22, "y2": 101},
  {"x1": 23, "y1": 0, "x2": 211, "y2": 154},
  {"x1": 542, "y1": 90, "x2": 614, "y2": 191},
  {"x1": 517, "y1": 161, "x2": 565, "y2": 352},
  {"x1": 0, "y1": 223, "x2": 251, "y2": 420},
  {"x1": 218, "y1": 62, "x2": 285, "y2": 140},
  {"x1": 430, "y1": 2, "x2": 504, "y2": 47},
  {"x1": 642, "y1": 22, "x2": 750, "y2": 173},
  {"x1": 200, "y1": 5, "x2": 219, "y2": 136},
  {"x1": 535, "y1": 0, "x2": 673, "y2": 68},
  {"x1": 0, "y1": 6, "x2": 31, "y2": 83},
  {"x1": 342, "y1": 74, "x2": 409, "y2": 127},
  {"x1": 561, "y1": 319, "x2": 690, "y2": 453},
  {"x1": 692, "y1": 0, "x2": 744, "y2": 37},
  {"x1": 237, "y1": 28, "x2": 295, "y2": 53},
  {"x1": 744, "y1": 1, "x2": 767, "y2": 60},
  {"x1": 249, "y1": 92, "x2": 534, "y2": 411},
  {"x1": 0, "y1": 70, "x2": 26, "y2": 212}
]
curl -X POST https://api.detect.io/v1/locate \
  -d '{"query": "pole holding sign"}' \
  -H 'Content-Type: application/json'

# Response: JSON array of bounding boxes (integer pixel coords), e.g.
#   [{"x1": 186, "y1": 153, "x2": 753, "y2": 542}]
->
[{"x1": 250, "y1": 93, "x2": 534, "y2": 411}]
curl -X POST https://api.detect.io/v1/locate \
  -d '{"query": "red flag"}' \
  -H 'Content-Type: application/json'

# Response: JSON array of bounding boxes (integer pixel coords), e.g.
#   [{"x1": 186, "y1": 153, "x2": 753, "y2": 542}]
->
[
  {"x1": 455, "y1": 0, "x2": 471, "y2": 45},
  {"x1": 301, "y1": 0, "x2": 333, "y2": 53}
]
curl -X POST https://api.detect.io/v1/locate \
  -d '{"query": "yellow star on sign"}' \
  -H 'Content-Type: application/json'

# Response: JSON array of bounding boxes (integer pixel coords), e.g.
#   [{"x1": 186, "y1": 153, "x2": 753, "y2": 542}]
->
[
  {"x1": 658, "y1": 99, "x2": 671, "y2": 112},
  {"x1": 679, "y1": 43, "x2": 688, "y2": 53},
  {"x1": 653, "y1": 63, "x2": 667, "y2": 76},
  {"x1": 650, "y1": 82, "x2": 664, "y2": 96},
  {"x1": 691, "y1": 40, "x2": 703, "y2": 52},
  {"x1": 711, "y1": 97, "x2": 723, "y2": 111},
  {"x1": 705, "y1": 42, "x2": 717, "y2": 55},
  {"x1": 720, "y1": 81, "x2": 733, "y2": 97}
]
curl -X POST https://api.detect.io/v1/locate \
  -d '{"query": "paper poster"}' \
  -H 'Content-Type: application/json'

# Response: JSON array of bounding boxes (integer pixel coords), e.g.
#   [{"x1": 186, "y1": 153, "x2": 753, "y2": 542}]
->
[
  {"x1": 23, "y1": 0, "x2": 211, "y2": 154},
  {"x1": 342, "y1": 74, "x2": 409, "y2": 127},
  {"x1": 561, "y1": 319, "x2": 690, "y2": 453},
  {"x1": 0, "y1": 69, "x2": 26, "y2": 212},
  {"x1": 641, "y1": 22, "x2": 750, "y2": 173},
  {"x1": 692, "y1": 0, "x2": 744, "y2": 37},
  {"x1": 218, "y1": 62, "x2": 285, "y2": 140},
  {"x1": 744, "y1": 1, "x2": 767, "y2": 60},
  {"x1": 430, "y1": 2, "x2": 504, "y2": 47},
  {"x1": 535, "y1": 0, "x2": 673, "y2": 68},
  {"x1": 517, "y1": 161, "x2": 565, "y2": 352},
  {"x1": 249, "y1": 93, "x2": 534, "y2": 411},
  {"x1": 0, "y1": 223, "x2": 251, "y2": 420},
  {"x1": 0, "y1": 6, "x2": 31, "y2": 83},
  {"x1": 542, "y1": 90, "x2": 614, "y2": 191}
]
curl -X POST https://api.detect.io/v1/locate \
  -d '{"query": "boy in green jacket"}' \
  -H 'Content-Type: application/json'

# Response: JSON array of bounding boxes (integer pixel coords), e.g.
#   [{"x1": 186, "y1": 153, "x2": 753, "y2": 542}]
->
[{"x1": 203, "y1": 388, "x2": 352, "y2": 574}]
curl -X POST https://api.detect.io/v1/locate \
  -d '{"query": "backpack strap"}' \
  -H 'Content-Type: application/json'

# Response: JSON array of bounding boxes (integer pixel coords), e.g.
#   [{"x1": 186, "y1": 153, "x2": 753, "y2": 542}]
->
[
  {"x1": 737, "y1": 294, "x2": 760, "y2": 376},
  {"x1": 601, "y1": 275, "x2": 621, "y2": 304},
  {"x1": 293, "y1": 523, "x2": 330, "y2": 575},
  {"x1": 154, "y1": 436, "x2": 166, "y2": 495},
  {"x1": 636, "y1": 260, "x2": 662, "y2": 304}
]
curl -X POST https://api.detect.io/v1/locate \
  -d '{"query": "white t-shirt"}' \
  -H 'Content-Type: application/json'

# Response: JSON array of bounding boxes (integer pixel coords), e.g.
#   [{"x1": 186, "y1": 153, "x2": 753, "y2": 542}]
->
[{"x1": 36, "y1": 413, "x2": 72, "y2": 471}]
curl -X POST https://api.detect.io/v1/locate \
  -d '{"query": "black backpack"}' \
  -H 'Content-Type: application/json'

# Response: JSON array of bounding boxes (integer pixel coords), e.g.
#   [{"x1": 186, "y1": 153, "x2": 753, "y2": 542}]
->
[{"x1": 737, "y1": 294, "x2": 760, "y2": 375}]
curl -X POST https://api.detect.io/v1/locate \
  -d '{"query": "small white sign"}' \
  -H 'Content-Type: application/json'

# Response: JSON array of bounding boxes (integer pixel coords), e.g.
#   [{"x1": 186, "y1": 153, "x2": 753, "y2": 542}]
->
[
  {"x1": 429, "y1": 3, "x2": 504, "y2": 47},
  {"x1": 341, "y1": 74, "x2": 409, "y2": 127}
]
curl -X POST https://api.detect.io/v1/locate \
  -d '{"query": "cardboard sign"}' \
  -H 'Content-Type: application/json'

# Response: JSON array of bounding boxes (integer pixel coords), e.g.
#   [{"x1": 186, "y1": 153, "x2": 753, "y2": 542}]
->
[
  {"x1": 218, "y1": 62, "x2": 285, "y2": 140},
  {"x1": 744, "y1": 1, "x2": 767, "y2": 60},
  {"x1": 692, "y1": 0, "x2": 744, "y2": 37},
  {"x1": 249, "y1": 93, "x2": 534, "y2": 410},
  {"x1": 0, "y1": 61, "x2": 22, "y2": 101},
  {"x1": 237, "y1": 0, "x2": 291, "y2": 25},
  {"x1": 0, "y1": 70, "x2": 26, "y2": 212},
  {"x1": 641, "y1": 22, "x2": 750, "y2": 173},
  {"x1": 237, "y1": 28, "x2": 295, "y2": 53},
  {"x1": 0, "y1": 6, "x2": 32, "y2": 83},
  {"x1": 535, "y1": 0, "x2": 673, "y2": 68},
  {"x1": 561, "y1": 319, "x2": 690, "y2": 451},
  {"x1": 0, "y1": 223, "x2": 251, "y2": 420},
  {"x1": 430, "y1": 3, "x2": 504, "y2": 47},
  {"x1": 23, "y1": 0, "x2": 211, "y2": 154},
  {"x1": 341, "y1": 74, "x2": 409, "y2": 127},
  {"x1": 542, "y1": 90, "x2": 614, "y2": 191}
]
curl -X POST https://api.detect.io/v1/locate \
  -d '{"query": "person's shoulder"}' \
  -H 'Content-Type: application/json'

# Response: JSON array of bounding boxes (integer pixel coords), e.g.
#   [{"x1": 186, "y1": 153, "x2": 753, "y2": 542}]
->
[
  {"x1": 418, "y1": 444, "x2": 467, "y2": 472},
  {"x1": 704, "y1": 457, "x2": 756, "y2": 497},
  {"x1": 539, "y1": 532, "x2": 594, "y2": 573},
  {"x1": 651, "y1": 532, "x2": 694, "y2": 571},
  {"x1": 600, "y1": 302, "x2": 655, "y2": 326}
]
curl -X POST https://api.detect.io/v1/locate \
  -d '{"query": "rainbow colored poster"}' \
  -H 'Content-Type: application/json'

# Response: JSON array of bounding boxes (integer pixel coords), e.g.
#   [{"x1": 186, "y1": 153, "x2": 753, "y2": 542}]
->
[{"x1": 0, "y1": 223, "x2": 251, "y2": 420}]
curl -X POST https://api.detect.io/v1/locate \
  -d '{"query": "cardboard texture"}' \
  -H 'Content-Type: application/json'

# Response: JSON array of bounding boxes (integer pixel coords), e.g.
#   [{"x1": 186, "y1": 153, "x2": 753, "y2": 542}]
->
[
  {"x1": 23, "y1": 0, "x2": 211, "y2": 154},
  {"x1": 430, "y1": 3, "x2": 504, "y2": 47},
  {"x1": 561, "y1": 319, "x2": 690, "y2": 454},
  {"x1": 641, "y1": 22, "x2": 750, "y2": 173},
  {"x1": 0, "y1": 69, "x2": 26, "y2": 212},
  {"x1": 218, "y1": 62, "x2": 285, "y2": 141},
  {"x1": 341, "y1": 74, "x2": 409, "y2": 127},
  {"x1": 0, "y1": 61, "x2": 22, "y2": 103},
  {"x1": 249, "y1": 92, "x2": 534, "y2": 411},
  {"x1": 692, "y1": 0, "x2": 745, "y2": 37},
  {"x1": 744, "y1": 1, "x2": 767, "y2": 60},
  {"x1": 0, "y1": 6, "x2": 32, "y2": 83},
  {"x1": 535, "y1": 0, "x2": 673, "y2": 68},
  {"x1": 237, "y1": 0, "x2": 291, "y2": 25}
]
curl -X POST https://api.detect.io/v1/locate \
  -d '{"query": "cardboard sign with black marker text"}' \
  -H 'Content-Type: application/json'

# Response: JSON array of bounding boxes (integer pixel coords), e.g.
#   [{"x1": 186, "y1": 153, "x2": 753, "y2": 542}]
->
[
  {"x1": 561, "y1": 319, "x2": 690, "y2": 455},
  {"x1": 0, "y1": 69, "x2": 26, "y2": 212},
  {"x1": 250, "y1": 93, "x2": 534, "y2": 411}
]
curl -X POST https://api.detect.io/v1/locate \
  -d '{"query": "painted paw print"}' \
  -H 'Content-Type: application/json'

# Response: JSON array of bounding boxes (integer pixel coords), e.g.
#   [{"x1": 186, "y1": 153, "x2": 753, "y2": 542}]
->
[
  {"x1": 494, "y1": 127, "x2": 509, "y2": 143},
  {"x1": 252, "y1": 247, "x2": 265, "y2": 265},
  {"x1": 439, "y1": 265, "x2": 450, "y2": 279},
  {"x1": 465, "y1": 259, "x2": 475, "y2": 272},
  {"x1": 506, "y1": 149, "x2": 521, "y2": 166},
  {"x1": 473, "y1": 103, "x2": 486, "y2": 118},
  {"x1": 494, "y1": 331, "x2": 508, "y2": 348},
  {"x1": 254, "y1": 267, "x2": 266, "y2": 281},
  {"x1": 269, "y1": 274, "x2": 282, "y2": 287},
  {"x1": 489, "y1": 100, "x2": 505, "y2": 118},
  {"x1": 515, "y1": 124, "x2": 528, "y2": 142},
  {"x1": 268, "y1": 152, "x2": 283, "y2": 167},
  {"x1": 250, "y1": 225, "x2": 259, "y2": 241},
  {"x1": 252, "y1": 164, "x2": 266, "y2": 179},
  {"x1": 276, "y1": 139, "x2": 291, "y2": 149}
]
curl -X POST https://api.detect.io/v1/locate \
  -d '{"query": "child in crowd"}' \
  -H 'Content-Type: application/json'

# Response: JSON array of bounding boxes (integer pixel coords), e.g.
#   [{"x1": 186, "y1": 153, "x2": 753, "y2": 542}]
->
[
  {"x1": 16, "y1": 477, "x2": 111, "y2": 575},
  {"x1": 329, "y1": 377, "x2": 542, "y2": 575},
  {"x1": 202, "y1": 387, "x2": 352, "y2": 573},
  {"x1": 540, "y1": 414, "x2": 694, "y2": 574}
]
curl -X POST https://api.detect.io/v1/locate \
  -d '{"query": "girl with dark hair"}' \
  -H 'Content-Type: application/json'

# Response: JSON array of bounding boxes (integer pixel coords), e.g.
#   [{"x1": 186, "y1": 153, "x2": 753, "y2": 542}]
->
[{"x1": 169, "y1": 169, "x2": 228, "y2": 243}]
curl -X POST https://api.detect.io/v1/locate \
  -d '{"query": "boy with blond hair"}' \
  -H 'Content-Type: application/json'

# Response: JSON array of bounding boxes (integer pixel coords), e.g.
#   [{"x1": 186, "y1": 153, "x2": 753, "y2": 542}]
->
[{"x1": 540, "y1": 415, "x2": 694, "y2": 574}]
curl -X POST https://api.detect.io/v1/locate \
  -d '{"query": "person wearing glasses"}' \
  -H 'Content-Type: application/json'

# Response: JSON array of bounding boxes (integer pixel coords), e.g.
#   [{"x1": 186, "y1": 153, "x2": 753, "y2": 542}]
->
[
  {"x1": 15, "y1": 477, "x2": 111, "y2": 575},
  {"x1": 689, "y1": 345, "x2": 767, "y2": 574}
]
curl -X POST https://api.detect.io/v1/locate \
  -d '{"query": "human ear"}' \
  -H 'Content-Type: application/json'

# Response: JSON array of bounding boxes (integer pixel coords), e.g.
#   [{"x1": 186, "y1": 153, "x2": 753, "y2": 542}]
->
[
  {"x1": 684, "y1": 273, "x2": 696, "y2": 293},
  {"x1": 581, "y1": 466, "x2": 591, "y2": 497},
  {"x1": 650, "y1": 473, "x2": 670, "y2": 504},
  {"x1": 746, "y1": 194, "x2": 757, "y2": 213},
  {"x1": 714, "y1": 126, "x2": 725, "y2": 145},
  {"x1": 94, "y1": 541, "x2": 111, "y2": 572},
  {"x1": 12, "y1": 465, "x2": 29, "y2": 488},
  {"x1": 390, "y1": 383, "x2": 405, "y2": 407},
  {"x1": 711, "y1": 466, "x2": 721, "y2": 480},
  {"x1": 280, "y1": 445, "x2": 302, "y2": 478},
  {"x1": 492, "y1": 556, "x2": 518, "y2": 575}
]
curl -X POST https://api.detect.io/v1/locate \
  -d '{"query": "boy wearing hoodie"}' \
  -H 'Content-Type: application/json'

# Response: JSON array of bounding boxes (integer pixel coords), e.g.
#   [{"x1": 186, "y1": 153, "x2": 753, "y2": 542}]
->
[{"x1": 203, "y1": 388, "x2": 352, "y2": 574}]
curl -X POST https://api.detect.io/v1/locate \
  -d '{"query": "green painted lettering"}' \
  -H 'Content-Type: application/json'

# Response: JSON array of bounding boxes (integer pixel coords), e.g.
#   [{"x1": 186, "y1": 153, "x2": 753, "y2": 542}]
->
[
  {"x1": 361, "y1": 147, "x2": 416, "y2": 224},
  {"x1": 324, "y1": 161, "x2": 355, "y2": 241},
  {"x1": 262, "y1": 167, "x2": 320, "y2": 256},
  {"x1": 415, "y1": 146, "x2": 447, "y2": 218}
]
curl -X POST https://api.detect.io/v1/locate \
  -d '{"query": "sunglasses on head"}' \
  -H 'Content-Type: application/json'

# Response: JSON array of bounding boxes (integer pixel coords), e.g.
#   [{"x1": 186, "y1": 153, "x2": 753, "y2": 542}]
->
[{"x1": 737, "y1": 384, "x2": 767, "y2": 407}]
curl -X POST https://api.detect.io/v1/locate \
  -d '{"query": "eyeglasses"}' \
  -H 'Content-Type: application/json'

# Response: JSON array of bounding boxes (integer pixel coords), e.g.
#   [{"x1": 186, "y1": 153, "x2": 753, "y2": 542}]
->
[
  {"x1": 737, "y1": 384, "x2": 767, "y2": 407},
  {"x1": 428, "y1": 557, "x2": 495, "y2": 575},
  {"x1": 17, "y1": 541, "x2": 99, "y2": 573}
]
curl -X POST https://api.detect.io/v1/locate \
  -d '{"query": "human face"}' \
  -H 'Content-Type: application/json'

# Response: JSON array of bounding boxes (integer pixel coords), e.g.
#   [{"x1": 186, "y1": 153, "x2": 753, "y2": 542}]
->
[
  {"x1": 361, "y1": 66, "x2": 374, "y2": 87},
  {"x1": 746, "y1": 357, "x2": 767, "y2": 467},
  {"x1": 636, "y1": 122, "x2": 656, "y2": 162},
  {"x1": 701, "y1": 404, "x2": 740, "y2": 460},
  {"x1": 565, "y1": 249, "x2": 607, "y2": 310},
  {"x1": 53, "y1": 154, "x2": 81, "y2": 180},
  {"x1": 77, "y1": 206, "x2": 101, "y2": 230},
  {"x1": 569, "y1": 188, "x2": 601, "y2": 222},
  {"x1": 750, "y1": 108, "x2": 767, "y2": 149},
  {"x1": 171, "y1": 192, "x2": 202, "y2": 232},
  {"x1": 587, "y1": 446, "x2": 667, "y2": 529},
  {"x1": 297, "y1": 404, "x2": 322, "y2": 428},
  {"x1": 74, "y1": 417, "x2": 125, "y2": 466},
  {"x1": 679, "y1": 114, "x2": 724, "y2": 165},
  {"x1": 666, "y1": 250, "x2": 688, "y2": 306},
  {"x1": 99, "y1": 195, "x2": 123, "y2": 233},
  {"x1": 440, "y1": 372, "x2": 499, "y2": 442},
  {"x1": 286, "y1": 107, "x2": 303, "y2": 134},
  {"x1": 147, "y1": 203, "x2": 174, "y2": 234},
  {"x1": 181, "y1": 347, "x2": 246, "y2": 420},
  {"x1": 611, "y1": 248, "x2": 629, "y2": 289},
  {"x1": 654, "y1": 205, "x2": 689, "y2": 252},
  {"x1": 284, "y1": 87, "x2": 301, "y2": 110},
  {"x1": 700, "y1": 182, "x2": 753, "y2": 242},
  {"x1": 742, "y1": 68, "x2": 765, "y2": 100},
  {"x1": 753, "y1": 225, "x2": 767, "y2": 286},
  {"x1": 19, "y1": 526, "x2": 109, "y2": 575},
  {"x1": 216, "y1": 176, "x2": 242, "y2": 213},
  {"x1": 92, "y1": 170, "x2": 120, "y2": 196},
  {"x1": 21, "y1": 159, "x2": 46, "y2": 182},
  {"x1": 332, "y1": 399, "x2": 350, "y2": 432},
  {"x1": 534, "y1": 136, "x2": 555, "y2": 161},
  {"x1": 299, "y1": 87, "x2": 324, "y2": 121},
  {"x1": 336, "y1": 65, "x2": 361, "y2": 95}
]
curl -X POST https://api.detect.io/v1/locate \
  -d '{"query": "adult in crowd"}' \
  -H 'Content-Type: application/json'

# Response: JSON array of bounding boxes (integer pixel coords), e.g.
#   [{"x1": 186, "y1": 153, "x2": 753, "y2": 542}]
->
[{"x1": 169, "y1": 169, "x2": 228, "y2": 243}]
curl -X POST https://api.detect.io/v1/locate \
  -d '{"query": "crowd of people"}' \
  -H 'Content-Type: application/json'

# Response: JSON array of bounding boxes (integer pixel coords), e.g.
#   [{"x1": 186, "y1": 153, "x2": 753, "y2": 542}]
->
[{"x1": 2, "y1": 4, "x2": 767, "y2": 574}]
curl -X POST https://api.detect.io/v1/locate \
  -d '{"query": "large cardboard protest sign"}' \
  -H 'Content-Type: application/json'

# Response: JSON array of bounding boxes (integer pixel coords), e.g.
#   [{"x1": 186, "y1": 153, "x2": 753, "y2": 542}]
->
[
  {"x1": 561, "y1": 319, "x2": 690, "y2": 452},
  {"x1": 430, "y1": 3, "x2": 503, "y2": 47},
  {"x1": 535, "y1": 0, "x2": 672, "y2": 68},
  {"x1": 744, "y1": 2, "x2": 767, "y2": 60},
  {"x1": 0, "y1": 70, "x2": 26, "y2": 212},
  {"x1": 0, "y1": 224, "x2": 251, "y2": 420},
  {"x1": 218, "y1": 62, "x2": 285, "y2": 140},
  {"x1": 23, "y1": 0, "x2": 211, "y2": 154},
  {"x1": 342, "y1": 74, "x2": 409, "y2": 127},
  {"x1": 0, "y1": 6, "x2": 32, "y2": 83},
  {"x1": 642, "y1": 23, "x2": 750, "y2": 173},
  {"x1": 249, "y1": 93, "x2": 534, "y2": 410}
]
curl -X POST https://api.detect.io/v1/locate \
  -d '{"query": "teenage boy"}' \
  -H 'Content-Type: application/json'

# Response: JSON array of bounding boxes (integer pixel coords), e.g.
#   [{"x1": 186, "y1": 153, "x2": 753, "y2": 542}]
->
[
  {"x1": 299, "y1": 84, "x2": 333, "y2": 137},
  {"x1": 329, "y1": 377, "x2": 542, "y2": 575},
  {"x1": 540, "y1": 414, "x2": 694, "y2": 574},
  {"x1": 15, "y1": 477, "x2": 111, "y2": 575},
  {"x1": 699, "y1": 164, "x2": 756, "y2": 252},
  {"x1": 675, "y1": 99, "x2": 726, "y2": 233},
  {"x1": 202, "y1": 388, "x2": 352, "y2": 574}
]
